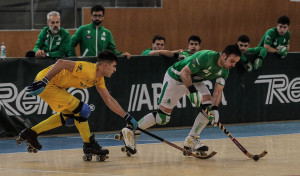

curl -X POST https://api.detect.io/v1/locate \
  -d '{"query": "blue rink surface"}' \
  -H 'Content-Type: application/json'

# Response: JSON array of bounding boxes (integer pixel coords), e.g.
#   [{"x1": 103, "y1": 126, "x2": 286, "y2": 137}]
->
[{"x1": 1, "y1": 121, "x2": 300, "y2": 154}]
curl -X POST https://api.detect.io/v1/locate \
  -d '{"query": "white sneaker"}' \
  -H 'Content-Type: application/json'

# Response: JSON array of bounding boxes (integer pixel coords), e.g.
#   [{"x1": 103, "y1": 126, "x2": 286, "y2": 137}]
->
[
  {"x1": 184, "y1": 135, "x2": 208, "y2": 151},
  {"x1": 121, "y1": 127, "x2": 137, "y2": 154}
]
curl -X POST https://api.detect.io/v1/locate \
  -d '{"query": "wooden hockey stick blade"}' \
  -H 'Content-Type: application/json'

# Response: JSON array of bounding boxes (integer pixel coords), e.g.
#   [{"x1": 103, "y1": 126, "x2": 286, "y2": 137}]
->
[
  {"x1": 138, "y1": 127, "x2": 217, "y2": 159},
  {"x1": 217, "y1": 122, "x2": 268, "y2": 161}
]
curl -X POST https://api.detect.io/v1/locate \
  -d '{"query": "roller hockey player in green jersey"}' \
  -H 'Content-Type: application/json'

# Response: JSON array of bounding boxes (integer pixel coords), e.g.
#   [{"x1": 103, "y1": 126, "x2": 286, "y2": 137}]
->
[
  {"x1": 258, "y1": 15, "x2": 291, "y2": 59},
  {"x1": 237, "y1": 35, "x2": 267, "y2": 71},
  {"x1": 121, "y1": 44, "x2": 241, "y2": 156}
]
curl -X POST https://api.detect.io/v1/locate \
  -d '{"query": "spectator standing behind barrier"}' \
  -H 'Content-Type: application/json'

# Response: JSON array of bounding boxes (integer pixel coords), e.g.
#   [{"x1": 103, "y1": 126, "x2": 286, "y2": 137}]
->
[
  {"x1": 258, "y1": 15, "x2": 291, "y2": 59},
  {"x1": 26, "y1": 11, "x2": 71, "y2": 58},
  {"x1": 237, "y1": 35, "x2": 267, "y2": 71},
  {"x1": 69, "y1": 5, "x2": 131, "y2": 59},
  {"x1": 141, "y1": 35, "x2": 182, "y2": 57},
  {"x1": 17, "y1": 50, "x2": 138, "y2": 160},
  {"x1": 178, "y1": 35, "x2": 201, "y2": 60}
]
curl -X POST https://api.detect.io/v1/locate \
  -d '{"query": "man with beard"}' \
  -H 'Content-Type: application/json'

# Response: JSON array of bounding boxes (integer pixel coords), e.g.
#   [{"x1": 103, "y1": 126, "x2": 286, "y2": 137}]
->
[
  {"x1": 258, "y1": 15, "x2": 291, "y2": 59},
  {"x1": 27, "y1": 11, "x2": 71, "y2": 58},
  {"x1": 178, "y1": 35, "x2": 201, "y2": 60},
  {"x1": 69, "y1": 5, "x2": 131, "y2": 59}
]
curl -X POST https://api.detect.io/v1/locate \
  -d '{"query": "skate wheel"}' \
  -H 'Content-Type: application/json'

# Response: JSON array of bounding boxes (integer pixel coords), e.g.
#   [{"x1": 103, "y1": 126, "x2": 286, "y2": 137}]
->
[
  {"x1": 32, "y1": 148, "x2": 38, "y2": 153},
  {"x1": 114, "y1": 134, "x2": 121, "y2": 140},
  {"x1": 82, "y1": 154, "x2": 92, "y2": 161},
  {"x1": 121, "y1": 146, "x2": 126, "y2": 152},
  {"x1": 196, "y1": 151, "x2": 207, "y2": 156},
  {"x1": 126, "y1": 152, "x2": 131, "y2": 157},
  {"x1": 96, "y1": 155, "x2": 108, "y2": 161},
  {"x1": 16, "y1": 138, "x2": 23, "y2": 145}
]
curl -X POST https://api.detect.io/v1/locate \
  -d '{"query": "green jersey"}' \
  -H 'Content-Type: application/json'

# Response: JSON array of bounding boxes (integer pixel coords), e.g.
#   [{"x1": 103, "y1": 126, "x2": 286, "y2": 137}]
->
[
  {"x1": 33, "y1": 27, "x2": 71, "y2": 58},
  {"x1": 141, "y1": 48, "x2": 152, "y2": 56},
  {"x1": 258, "y1": 27, "x2": 290, "y2": 48},
  {"x1": 69, "y1": 23, "x2": 121, "y2": 57},
  {"x1": 178, "y1": 49, "x2": 192, "y2": 60},
  {"x1": 240, "y1": 47, "x2": 267, "y2": 63},
  {"x1": 167, "y1": 50, "x2": 229, "y2": 83}
]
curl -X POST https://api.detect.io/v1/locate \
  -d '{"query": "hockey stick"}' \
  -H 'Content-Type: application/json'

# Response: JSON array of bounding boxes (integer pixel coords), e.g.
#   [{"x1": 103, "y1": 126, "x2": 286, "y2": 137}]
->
[
  {"x1": 137, "y1": 127, "x2": 217, "y2": 159},
  {"x1": 216, "y1": 122, "x2": 268, "y2": 161}
]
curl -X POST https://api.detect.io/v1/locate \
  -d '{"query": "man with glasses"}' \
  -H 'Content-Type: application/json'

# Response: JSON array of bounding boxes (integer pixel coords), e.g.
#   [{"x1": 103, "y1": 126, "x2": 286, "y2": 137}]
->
[
  {"x1": 26, "y1": 11, "x2": 71, "y2": 58},
  {"x1": 237, "y1": 35, "x2": 267, "y2": 71},
  {"x1": 69, "y1": 5, "x2": 131, "y2": 59},
  {"x1": 141, "y1": 35, "x2": 182, "y2": 57},
  {"x1": 258, "y1": 15, "x2": 291, "y2": 59}
]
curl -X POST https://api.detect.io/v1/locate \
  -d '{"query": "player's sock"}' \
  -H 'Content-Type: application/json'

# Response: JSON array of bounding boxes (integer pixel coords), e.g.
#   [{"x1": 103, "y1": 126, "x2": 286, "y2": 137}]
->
[
  {"x1": 188, "y1": 112, "x2": 209, "y2": 136},
  {"x1": 75, "y1": 120, "x2": 91, "y2": 143},
  {"x1": 31, "y1": 113, "x2": 62, "y2": 134},
  {"x1": 137, "y1": 112, "x2": 156, "y2": 132}
]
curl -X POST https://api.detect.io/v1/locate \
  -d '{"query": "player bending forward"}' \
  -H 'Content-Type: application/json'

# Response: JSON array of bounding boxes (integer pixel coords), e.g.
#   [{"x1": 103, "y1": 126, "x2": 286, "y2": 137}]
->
[
  {"x1": 121, "y1": 44, "x2": 241, "y2": 156},
  {"x1": 17, "y1": 50, "x2": 138, "y2": 161}
]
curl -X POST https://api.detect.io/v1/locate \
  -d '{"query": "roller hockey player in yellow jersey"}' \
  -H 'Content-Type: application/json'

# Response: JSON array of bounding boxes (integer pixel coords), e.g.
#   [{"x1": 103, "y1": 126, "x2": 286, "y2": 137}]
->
[{"x1": 17, "y1": 50, "x2": 138, "y2": 161}]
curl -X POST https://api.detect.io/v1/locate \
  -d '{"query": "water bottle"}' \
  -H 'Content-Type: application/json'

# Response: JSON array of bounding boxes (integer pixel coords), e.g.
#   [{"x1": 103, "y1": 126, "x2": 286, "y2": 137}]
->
[{"x1": 1, "y1": 42, "x2": 6, "y2": 59}]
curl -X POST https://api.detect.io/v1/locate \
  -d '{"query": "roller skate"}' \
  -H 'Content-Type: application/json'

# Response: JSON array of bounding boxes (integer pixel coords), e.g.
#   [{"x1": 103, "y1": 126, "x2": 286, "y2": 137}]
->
[
  {"x1": 82, "y1": 134, "x2": 109, "y2": 162},
  {"x1": 114, "y1": 127, "x2": 137, "y2": 157},
  {"x1": 16, "y1": 128, "x2": 42, "y2": 153},
  {"x1": 183, "y1": 135, "x2": 209, "y2": 156}
]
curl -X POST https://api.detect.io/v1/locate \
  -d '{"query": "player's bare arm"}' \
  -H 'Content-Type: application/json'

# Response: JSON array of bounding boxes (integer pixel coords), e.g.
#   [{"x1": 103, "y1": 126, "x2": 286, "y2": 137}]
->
[
  {"x1": 263, "y1": 44, "x2": 277, "y2": 52},
  {"x1": 212, "y1": 82, "x2": 224, "y2": 107},
  {"x1": 45, "y1": 59, "x2": 75, "y2": 80},
  {"x1": 96, "y1": 86, "x2": 126, "y2": 117},
  {"x1": 180, "y1": 65, "x2": 193, "y2": 87}
]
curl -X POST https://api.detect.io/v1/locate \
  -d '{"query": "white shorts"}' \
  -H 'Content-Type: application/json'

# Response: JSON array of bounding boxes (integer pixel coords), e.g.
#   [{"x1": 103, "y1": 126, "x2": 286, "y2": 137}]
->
[{"x1": 158, "y1": 72, "x2": 211, "y2": 109}]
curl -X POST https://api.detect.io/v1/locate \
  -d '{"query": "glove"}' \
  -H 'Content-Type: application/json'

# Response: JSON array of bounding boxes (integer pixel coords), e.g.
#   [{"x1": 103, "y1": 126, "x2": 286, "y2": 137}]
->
[
  {"x1": 188, "y1": 85, "x2": 201, "y2": 108},
  {"x1": 254, "y1": 57, "x2": 263, "y2": 70},
  {"x1": 27, "y1": 77, "x2": 49, "y2": 96},
  {"x1": 207, "y1": 106, "x2": 219, "y2": 126},
  {"x1": 244, "y1": 60, "x2": 253, "y2": 72},
  {"x1": 124, "y1": 113, "x2": 138, "y2": 131},
  {"x1": 277, "y1": 46, "x2": 287, "y2": 59}
]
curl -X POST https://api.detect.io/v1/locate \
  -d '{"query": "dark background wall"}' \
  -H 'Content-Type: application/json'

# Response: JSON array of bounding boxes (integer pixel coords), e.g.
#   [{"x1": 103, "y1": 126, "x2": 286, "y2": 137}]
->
[{"x1": 0, "y1": 53, "x2": 299, "y2": 136}]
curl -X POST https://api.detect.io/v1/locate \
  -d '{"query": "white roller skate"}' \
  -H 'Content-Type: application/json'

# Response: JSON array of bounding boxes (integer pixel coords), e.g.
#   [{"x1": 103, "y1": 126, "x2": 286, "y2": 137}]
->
[
  {"x1": 82, "y1": 134, "x2": 109, "y2": 162},
  {"x1": 115, "y1": 127, "x2": 137, "y2": 157},
  {"x1": 183, "y1": 135, "x2": 209, "y2": 156},
  {"x1": 16, "y1": 128, "x2": 42, "y2": 153}
]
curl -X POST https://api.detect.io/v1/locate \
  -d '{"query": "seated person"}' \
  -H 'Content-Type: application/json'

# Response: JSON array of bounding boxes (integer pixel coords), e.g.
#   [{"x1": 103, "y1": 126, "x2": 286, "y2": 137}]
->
[
  {"x1": 141, "y1": 35, "x2": 181, "y2": 57},
  {"x1": 26, "y1": 11, "x2": 70, "y2": 58},
  {"x1": 178, "y1": 35, "x2": 201, "y2": 60},
  {"x1": 237, "y1": 35, "x2": 267, "y2": 71}
]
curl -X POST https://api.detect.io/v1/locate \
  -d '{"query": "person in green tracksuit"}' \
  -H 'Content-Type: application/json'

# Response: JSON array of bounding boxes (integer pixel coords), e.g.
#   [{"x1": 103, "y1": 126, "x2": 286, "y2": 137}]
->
[
  {"x1": 121, "y1": 44, "x2": 241, "y2": 155},
  {"x1": 258, "y1": 15, "x2": 291, "y2": 59},
  {"x1": 69, "y1": 5, "x2": 131, "y2": 59},
  {"x1": 141, "y1": 35, "x2": 181, "y2": 57},
  {"x1": 178, "y1": 35, "x2": 201, "y2": 60},
  {"x1": 237, "y1": 35, "x2": 267, "y2": 71},
  {"x1": 31, "y1": 11, "x2": 70, "y2": 58}
]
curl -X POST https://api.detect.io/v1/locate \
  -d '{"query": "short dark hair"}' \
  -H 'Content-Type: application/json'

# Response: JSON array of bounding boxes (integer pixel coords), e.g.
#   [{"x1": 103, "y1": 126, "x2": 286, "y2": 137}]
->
[
  {"x1": 238, "y1": 35, "x2": 250, "y2": 43},
  {"x1": 97, "y1": 50, "x2": 118, "y2": 63},
  {"x1": 278, "y1": 15, "x2": 290, "y2": 25},
  {"x1": 91, "y1": 5, "x2": 105, "y2": 15},
  {"x1": 188, "y1": 35, "x2": 201, "y2": 45},
  {"x1": 222, "y1": 44, "x2": 241, "y2": 57},
  {"x1": 152, "y1": 35, "x2": 165, "y2": 43}
]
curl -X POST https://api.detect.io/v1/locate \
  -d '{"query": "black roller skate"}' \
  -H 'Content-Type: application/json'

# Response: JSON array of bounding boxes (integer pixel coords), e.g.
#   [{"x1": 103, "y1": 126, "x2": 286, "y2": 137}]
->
[
  {"x1": 82, "y1": 134, "x2": 109, "y2": 162},
  {"x1": 114, "y1": 127, "x2": 137, "y2": 157},
  {"x1": 183, "y1": 135, "x2": 209, "y2": 156},
  {"x1": 16, "y1": 128, "x2": 42, "y2": 153}
]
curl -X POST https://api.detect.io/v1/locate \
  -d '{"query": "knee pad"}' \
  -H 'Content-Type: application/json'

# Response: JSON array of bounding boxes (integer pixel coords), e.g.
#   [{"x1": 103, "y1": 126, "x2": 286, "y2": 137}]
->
[
  {"x1": 72, "y1": 102, "x2": 91, "y2": 122},
  {"x1": 152, "y1": 109, "x2": 171, "y2": 125},
  {"x1": 60, "y1": 113, "x2": 75, "y2": 127}
]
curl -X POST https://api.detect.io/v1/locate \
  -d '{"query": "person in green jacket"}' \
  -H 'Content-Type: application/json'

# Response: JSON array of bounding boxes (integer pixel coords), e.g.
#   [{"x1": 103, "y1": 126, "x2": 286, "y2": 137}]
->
[
  {"x1": 69, "y1": 5, "x2": 130, "y2": 59},
  {"x1": 237, "y1": 35, "x2": 267, "y2": 71},
  {"x1": 178, "y1": 35, "x2": 201, "y2": 60},
  {"x1": 141, "y1": 35, "x2": 181, "y2": 57},
  {"x1": 258, "y1": 15, "x2": 291, "y2": 59},
  {"x1": 30, "y1": 11, "x2": 70, "y2": 58}
]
